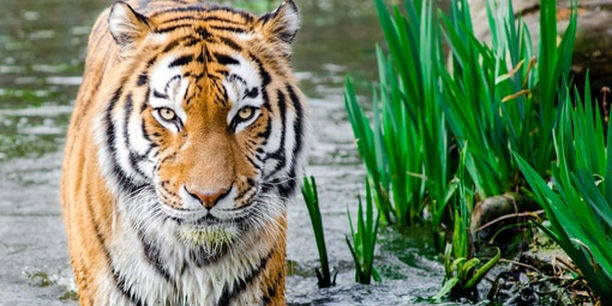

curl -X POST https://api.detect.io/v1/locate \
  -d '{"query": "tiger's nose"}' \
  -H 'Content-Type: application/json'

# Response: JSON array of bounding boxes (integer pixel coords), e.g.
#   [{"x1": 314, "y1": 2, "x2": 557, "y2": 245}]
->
[{"x1": 185, "y1": 187, "x2": 230, "y2": 209}]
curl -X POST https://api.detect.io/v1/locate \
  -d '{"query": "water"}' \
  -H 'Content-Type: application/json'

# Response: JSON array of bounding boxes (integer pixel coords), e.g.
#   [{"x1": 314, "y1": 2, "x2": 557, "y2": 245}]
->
[{"x1": 0, "y1": 0, "x2": 451, "y2": 305}]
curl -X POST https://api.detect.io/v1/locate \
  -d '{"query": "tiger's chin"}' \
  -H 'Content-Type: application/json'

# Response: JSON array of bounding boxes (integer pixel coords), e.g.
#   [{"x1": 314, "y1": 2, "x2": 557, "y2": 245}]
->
[{"x1": 175, "y1": 223, "x2": 239, "y2": 252}]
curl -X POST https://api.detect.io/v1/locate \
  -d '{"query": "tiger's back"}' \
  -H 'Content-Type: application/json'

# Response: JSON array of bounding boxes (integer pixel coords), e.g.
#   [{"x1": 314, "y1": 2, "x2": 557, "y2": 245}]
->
[{"x1": 61, "y1": 1, "x2": 306, "y2": 305}]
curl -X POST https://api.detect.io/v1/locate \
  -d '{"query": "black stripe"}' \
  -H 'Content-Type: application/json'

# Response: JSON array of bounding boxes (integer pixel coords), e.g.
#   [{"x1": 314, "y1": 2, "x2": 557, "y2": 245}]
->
[
  {"x1": 220, "y1": 84, "x2": 229, "y2": 102},
  {"x1": 219, "y1": 37, "x2": 242, "y2": 51},
  {"x1": 105, "y1": 87, "x2": 143, "y2": 194},
  {"x1": 131, "y1": 146, "x2": 154, "y2": 163},
  {"x1": 147, "y1": 55, "x2": 158, "y2": 68},
  {"x1": 256, "y1": 114, "x2": 272, "y2": 139},
  {"x1": 251, "y1": 53, "x2": 273, "y2": 144},
  {"x1": 151, "y1": 6, "x2": 209, "y2": 17},
  {"x1": 228, "y1": 74, "x2": 247, "y2": 86},
  {"x1": 162, "y1": 40, "x2": 180, "y2": 53},
  {"x1": 137, "y1": 229, "x2": 175, "y2": 285},
  {"x1": 192, "y1": 72, "x2": 207, "y2": 81},
  {"x1": 122, "y1": 94, "x2": 149, "y2": 180},
  {"x1": 244, "y1": 153, "x2": 260, "y2": 170},
  {"x1": 84, "y1": 183, "x2": 112, "y2": 262},
  {"x1": 112, "y1": 266, "x2": 147, "y2": 306},
  {"x1": 164, "y1": 75, "x2": 182, "y2": 93},
  {"x1": 137, "y1": 74, "x2": 148, "y2": 86},
  {"x1": 249, "y1": 53, "x2": 272, "y2": 119},
  {"x1": 161, "y1": 34, "x2": 200, "y2": 55},
  {"x1": 262, "y1": 269, "x2": 282, "y2": 305},
  {"x1": 140, "y1": 95, "x2": 149, "y2": 113},
  {"x1": 160, "y1": 15, "x2": 244, "y2": 25},
  {"x1": 278, "y1": 85, "x2": 304, "y2": 197},
  {"x1": 153, "y1": 90, "x2": 169, "y2": 99},
  {"x1": 128, "y1": 152, "x2": 149, "y2": 177},
  {"x1": 215, "y1": 249, "x2": 273, "y2": 306},
  {"x1": 84, "y1": 178, "x2": 145, "y2": 306},
  {"x1": 263, "y1": 90, "x2": 287, "y2": 179},
  {"x1": 156, "y1": 24, "x2": 192, "y2": 33},
  {"x1": 189, "y1": 245, "x2": 227, "y2": 268},
  {"x1": 195, "y1": 27, "x2": 210, "y2": 39},
  {"x1": 140, "y1": 110, "x2": 156, "y2": 143},
  {"x1": 184, "y1": 37, "x2": 199, "y2": 47},
  {"x1": 169, "y1": 55, "x2": 193, "y2": 67},
  {"x1": 195, "y1": 51, "x2": 205, "y2": 63},
  {"x1": 85, "y1": 198, "x2": 132, "y2": 306},
  {"x1": 250, "y1": 54, "x2": 272, "y2": 86},
  {"x1": 214, "y1": 53, "x2": 239, "y2": 65},
  {"x1": 244, "y1": 87, "x2": 259, "y2": 99},
  {"x1": 209, "y1": 25, "x2": 247, "y2": 33},
  {"x1": 152, "y1": 5, "x2": 254, "y2": 22}
]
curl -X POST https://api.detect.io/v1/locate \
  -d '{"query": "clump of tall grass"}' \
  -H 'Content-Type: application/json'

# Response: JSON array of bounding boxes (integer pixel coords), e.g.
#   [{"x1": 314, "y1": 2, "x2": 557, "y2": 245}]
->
[
  {"x1": 301, "y1": 175, "x2": 335, "y2": 288},
  {"x1": 346, "y1": 181, "x2": 381, "y2": 284},
  {"x1": 343, "y1": 0, "x2": 603, "y2": 301},
  {"x1": 440, "y1": 0, "x2": 577, "y2": 198},
  {"x1": 514, "y1": 80, "x2": 612, "y2": 302},
  {"x1": 345, "y1": 0, "x2": 452, "y2": 229}
]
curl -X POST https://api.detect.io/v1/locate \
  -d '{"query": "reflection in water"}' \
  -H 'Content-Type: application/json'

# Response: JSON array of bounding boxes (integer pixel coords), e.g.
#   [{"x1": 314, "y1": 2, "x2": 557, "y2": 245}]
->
[{"x1": 0, "y1": 1, "x2": 449, "y2": 305}]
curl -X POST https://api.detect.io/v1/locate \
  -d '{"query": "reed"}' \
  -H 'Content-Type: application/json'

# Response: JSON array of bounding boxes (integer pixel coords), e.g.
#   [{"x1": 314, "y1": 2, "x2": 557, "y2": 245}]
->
[
  {"x1": 436, "y1": 147, "x2": 500, "y2": 300},
  {"x1": 439, "y1": 0, "x2": 577, "y2": 198},
  {"x1": 514, "y1": 79, "x2": 612, "y2": 302},
  {"x1": 345, "y1": 0, "x2": 453, "y2": 228},
  {"x1": 301, "y1": 175, "x2": 335, "y2": 288},
  {"x1": 346, "y1": 181, "x2": 381, "y2": 284}
]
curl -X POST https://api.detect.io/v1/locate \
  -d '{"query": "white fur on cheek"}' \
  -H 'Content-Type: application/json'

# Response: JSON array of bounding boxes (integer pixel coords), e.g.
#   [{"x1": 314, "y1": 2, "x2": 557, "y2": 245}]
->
[{"x1": 209, "y1": 187, "x2": 239, "y2": 217}]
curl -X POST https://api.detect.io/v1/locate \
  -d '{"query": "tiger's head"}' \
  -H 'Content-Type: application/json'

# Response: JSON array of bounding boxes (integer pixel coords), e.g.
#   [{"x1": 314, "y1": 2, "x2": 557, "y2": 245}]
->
[{"x1": 96, "y1": 0, "x2": 306, "y2": 251}]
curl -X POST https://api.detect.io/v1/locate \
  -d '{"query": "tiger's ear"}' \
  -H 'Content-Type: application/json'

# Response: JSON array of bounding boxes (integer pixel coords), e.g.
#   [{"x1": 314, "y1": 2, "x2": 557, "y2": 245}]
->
[
  {"x1": 108, "y1": 1, "x2": 151, "y2": 50},
  {"x1": 258, "y1": 1, "x2": 300, "y2": 54}
]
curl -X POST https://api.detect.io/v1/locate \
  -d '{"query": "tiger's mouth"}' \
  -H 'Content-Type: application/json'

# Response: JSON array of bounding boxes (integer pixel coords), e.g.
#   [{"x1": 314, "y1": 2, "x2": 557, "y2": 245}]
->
[
  {"x1": 175, "y1": 223, "x2": 239, "y2": 251},
  {"x1": 159, "y1": 198, "x2": 256, "y2": 225},
  {"x1": 166, "y1": 205, "x2": 254, "y2": 250}
]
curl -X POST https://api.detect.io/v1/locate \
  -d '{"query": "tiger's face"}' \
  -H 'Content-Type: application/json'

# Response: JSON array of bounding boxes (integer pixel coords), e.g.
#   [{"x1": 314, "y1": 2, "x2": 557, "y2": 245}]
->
[
  {"x1": 146, "y1": 45, "x2": 268, "y2": 224},
  {"x1": 99, "y1": 1, "x2": 305, "y2": 250}
]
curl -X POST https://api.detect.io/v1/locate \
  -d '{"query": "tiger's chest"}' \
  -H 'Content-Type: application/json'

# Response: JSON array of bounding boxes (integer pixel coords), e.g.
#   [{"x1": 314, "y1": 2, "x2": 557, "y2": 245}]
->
[{"x1": 97, "y1": 210, "x2": 272, "y2": 306}]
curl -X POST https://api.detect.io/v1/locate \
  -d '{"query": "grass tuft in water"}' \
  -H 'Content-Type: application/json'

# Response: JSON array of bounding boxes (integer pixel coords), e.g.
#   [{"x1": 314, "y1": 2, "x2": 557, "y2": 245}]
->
[
  {"x1": 436, "y1": 147, "x2": 500, "y2": 301},
  {"x1": 346, "y1": 180, "x2": 381, "y2": 285},
  {"x1": 301, "y1": 175, "x2": 335, "y2": 288},
  {"x1": 514, "y1": 77, "x2": 612, "y2": 302}
]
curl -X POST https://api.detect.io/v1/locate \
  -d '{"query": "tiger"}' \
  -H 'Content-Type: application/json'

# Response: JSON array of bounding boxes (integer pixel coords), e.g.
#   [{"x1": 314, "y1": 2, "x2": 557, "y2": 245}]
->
[{"x1": 60, "y1": 0, "x2": 307, "y2": 305}]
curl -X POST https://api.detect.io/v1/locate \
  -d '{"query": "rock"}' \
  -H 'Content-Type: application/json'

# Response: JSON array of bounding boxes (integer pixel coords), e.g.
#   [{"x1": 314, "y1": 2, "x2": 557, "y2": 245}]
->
[{"x1": 471, "y1": 192, "x2": 540, "y2": 243}]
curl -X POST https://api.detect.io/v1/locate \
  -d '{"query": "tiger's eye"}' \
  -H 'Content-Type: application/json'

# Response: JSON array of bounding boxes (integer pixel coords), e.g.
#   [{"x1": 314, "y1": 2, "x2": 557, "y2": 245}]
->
[
  {"x1": 159, "y1": 108, "x2": 176, "y2": 121},
  {"x1": 238, "y1": 107, "x2": 254, "y2": 120}
]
